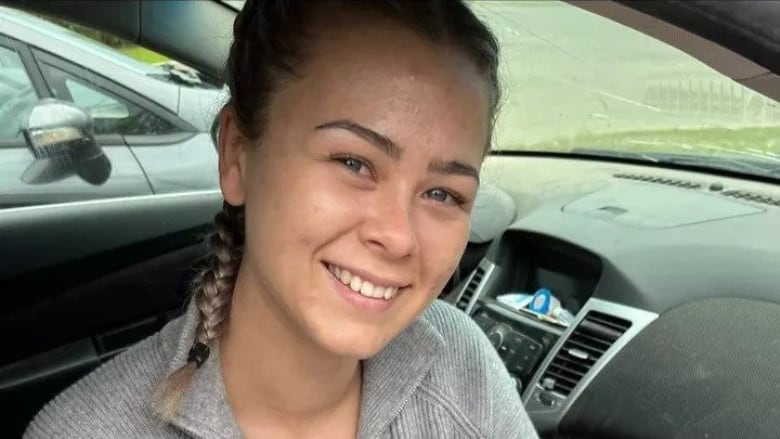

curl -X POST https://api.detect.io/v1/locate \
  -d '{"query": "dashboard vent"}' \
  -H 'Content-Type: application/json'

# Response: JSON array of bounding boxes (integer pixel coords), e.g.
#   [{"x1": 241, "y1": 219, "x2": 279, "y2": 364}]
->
[
  {"x1": 456, "y1": 266, "x2": 485, "y2": 311},
  {"x1": 614, "y1": 173, "x2": 702, "y2": 189},
  {"x1": 540, "y1": 311, "x2": 631, "y2": 397},
  {"x1": 721, "y1": 190, "x2": 780, "y2": 207}
]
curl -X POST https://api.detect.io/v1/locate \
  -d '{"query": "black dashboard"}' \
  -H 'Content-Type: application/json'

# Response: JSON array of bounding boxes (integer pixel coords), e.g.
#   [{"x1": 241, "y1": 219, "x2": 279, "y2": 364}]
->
[{"x1": 449, "y1": 169, "x2": 780, "y2": 438}]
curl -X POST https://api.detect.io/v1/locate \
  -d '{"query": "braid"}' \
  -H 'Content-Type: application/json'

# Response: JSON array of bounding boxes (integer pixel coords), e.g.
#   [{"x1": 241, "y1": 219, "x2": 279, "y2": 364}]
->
[
  {"x1": 195, "y1": 204, "x2": 244, "y2": 344},
  {"x1": 153, "y1": 203, "x2": 244, "y2": 420}
]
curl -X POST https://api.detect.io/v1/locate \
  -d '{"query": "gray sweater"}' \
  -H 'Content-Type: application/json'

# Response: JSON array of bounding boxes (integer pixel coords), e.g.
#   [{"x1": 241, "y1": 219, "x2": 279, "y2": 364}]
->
[{"x1": 25, "y1": 299, "x2": 539, "y2": 438}]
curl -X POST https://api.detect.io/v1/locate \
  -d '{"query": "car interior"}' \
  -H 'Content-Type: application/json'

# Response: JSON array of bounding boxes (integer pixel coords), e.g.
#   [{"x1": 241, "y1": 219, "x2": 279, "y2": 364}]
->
[{"x1": 2, "y1": 1, "x2": 780, "y2": 438}]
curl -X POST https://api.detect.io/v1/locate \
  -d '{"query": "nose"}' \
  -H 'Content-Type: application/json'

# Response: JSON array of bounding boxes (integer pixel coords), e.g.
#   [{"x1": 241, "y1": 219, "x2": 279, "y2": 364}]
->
[{"x1": 358, "y1": 190, "x2": 418, "y2": 259}]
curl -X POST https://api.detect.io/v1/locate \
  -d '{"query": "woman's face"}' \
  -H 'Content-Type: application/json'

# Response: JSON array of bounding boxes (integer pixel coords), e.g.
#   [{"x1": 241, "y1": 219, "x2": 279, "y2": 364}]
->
[{"x1": 220, "y1": 12, "x2": 491, "y2": 359}]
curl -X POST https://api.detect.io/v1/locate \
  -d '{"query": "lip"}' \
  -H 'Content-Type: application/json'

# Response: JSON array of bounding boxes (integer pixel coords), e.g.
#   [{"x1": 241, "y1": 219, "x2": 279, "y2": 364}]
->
[
  {"x1": 323, "y1": 263, "x2": 402, "y2": 313},
  {"x1": 324, "y1": 261, "x2": 409, "y2": 289}
]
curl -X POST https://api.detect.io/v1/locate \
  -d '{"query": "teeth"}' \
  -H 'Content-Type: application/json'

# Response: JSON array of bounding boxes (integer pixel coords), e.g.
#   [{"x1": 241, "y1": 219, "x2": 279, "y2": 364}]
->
[
  {"x1": 349, "y1": 276, "x2": 362, "y2": 292},
  {"x1": 328, "y1": 264, "x2": 401, "y2": 301},
  {"x1": 360, "y1": 280, "x2": 374, "y2": 296}
]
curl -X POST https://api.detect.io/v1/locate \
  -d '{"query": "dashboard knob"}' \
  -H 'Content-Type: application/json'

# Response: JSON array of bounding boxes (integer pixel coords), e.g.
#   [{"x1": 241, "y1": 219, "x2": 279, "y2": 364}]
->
[{"x1": 486, "y1": 323, "x2": 512, "y2": 350}]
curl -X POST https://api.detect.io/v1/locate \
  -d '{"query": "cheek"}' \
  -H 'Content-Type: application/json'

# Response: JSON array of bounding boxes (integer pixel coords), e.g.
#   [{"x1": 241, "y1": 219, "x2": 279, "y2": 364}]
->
[
  {"x1": 416, "y1": 213, "x2": 470, "y2": 291},
  {"x1": 246, "y1": 158, "x2": 357, "y2": 254}
]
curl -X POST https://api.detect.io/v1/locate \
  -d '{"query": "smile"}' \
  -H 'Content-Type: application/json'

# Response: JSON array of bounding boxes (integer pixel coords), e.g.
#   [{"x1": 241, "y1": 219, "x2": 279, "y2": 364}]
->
[{"x1": 326, "y1": 263, "x2": 403, "y2": 301}]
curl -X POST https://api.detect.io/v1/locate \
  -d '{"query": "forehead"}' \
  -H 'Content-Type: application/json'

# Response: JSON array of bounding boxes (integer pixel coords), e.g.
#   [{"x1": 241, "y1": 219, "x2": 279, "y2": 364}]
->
[{"x1": 269, "y1": 8, "x2": 491, "y2": 162}]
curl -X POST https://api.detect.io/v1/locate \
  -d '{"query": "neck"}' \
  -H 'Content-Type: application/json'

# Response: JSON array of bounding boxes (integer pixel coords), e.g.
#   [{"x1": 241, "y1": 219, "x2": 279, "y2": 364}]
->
[{"x1": 220, "y1": 265, "x2": 362, "y2": 425}]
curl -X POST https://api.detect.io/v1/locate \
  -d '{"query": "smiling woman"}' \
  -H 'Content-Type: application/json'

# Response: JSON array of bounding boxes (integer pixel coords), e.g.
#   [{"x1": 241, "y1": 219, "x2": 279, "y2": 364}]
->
[{"x1": 23, "y1": 1, "x2": 537, "y2": 438}]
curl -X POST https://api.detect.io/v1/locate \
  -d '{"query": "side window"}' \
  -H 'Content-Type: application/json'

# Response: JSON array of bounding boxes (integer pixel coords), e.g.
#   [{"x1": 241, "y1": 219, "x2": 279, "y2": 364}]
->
[
  {"x1": 0, "y1": 44, "x2": 38, "y2": 140},
  {"x1": 37, "y1": 60, "x2": 180, "y2": 136},
  {"x1": 0, "y1": 7, "x2": 222, "y2": 209}
]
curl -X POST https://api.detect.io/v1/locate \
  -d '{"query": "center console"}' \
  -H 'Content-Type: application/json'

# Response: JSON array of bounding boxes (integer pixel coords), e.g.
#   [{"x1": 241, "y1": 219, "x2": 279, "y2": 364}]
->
[
  {"x1": 453, "y1": 231, "x2": 604, "y2": 391},
  {"x1": 453, "y1": 230, "x2": 659, "y2": 434}
]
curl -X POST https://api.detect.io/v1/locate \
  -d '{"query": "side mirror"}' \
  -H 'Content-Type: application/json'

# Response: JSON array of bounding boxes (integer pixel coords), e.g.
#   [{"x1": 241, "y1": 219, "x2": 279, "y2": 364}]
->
[{"x1": 21, "y1": 98, "x2": 111, "y2": 185}]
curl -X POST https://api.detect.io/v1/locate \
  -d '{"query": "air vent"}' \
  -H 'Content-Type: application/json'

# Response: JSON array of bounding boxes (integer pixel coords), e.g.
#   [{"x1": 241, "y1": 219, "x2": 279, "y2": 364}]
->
[
  {"x1": 614, "y1": 173, "x2": 701, "y2": 189},
  {"x1": 456, "y1": 266, "x2": 485, "y2": 311},
  {"x1": 540, "y1": 311, "x2": 631, "y2": 397},
  {"x1": 721, "y1": 190, "x2": 780, "y2": 207}
]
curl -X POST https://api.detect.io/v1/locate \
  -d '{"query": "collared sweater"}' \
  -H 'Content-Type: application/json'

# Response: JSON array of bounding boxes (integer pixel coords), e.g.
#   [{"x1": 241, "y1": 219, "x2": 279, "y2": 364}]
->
[{"x1": 25, "y1": 299, "x2": 539, "y2": 438}]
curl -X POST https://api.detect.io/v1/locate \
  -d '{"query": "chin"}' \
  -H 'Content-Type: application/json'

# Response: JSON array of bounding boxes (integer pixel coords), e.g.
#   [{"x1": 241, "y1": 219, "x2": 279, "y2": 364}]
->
[{"x1": 313, "y1": 323, "x2": 393, "y2": 359}]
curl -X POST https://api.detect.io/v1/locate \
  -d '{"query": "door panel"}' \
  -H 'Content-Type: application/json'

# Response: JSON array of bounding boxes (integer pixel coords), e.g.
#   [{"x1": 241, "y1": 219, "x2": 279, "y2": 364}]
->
[
  {"x1": 0, "y1": 190, "x2": 222, "y2": 437},
  {"x1": 0, "y1": 142, "x2": 153, "y2": 209},
  {"x1": 127, "y1": 132, "x2": 220, "y2": 194}
]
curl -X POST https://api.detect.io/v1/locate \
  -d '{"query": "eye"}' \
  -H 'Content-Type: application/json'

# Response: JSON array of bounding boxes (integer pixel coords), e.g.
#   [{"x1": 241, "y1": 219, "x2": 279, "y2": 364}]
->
[
  {"x1": 424, "y1": 188, "x2": 465, "y2": 206},
  {"x1": 333, "y1": 155, "x2": 373, "y2": 178},
  {"x1": 344, "y1": 158, "x2": 364, "y2": 173}
]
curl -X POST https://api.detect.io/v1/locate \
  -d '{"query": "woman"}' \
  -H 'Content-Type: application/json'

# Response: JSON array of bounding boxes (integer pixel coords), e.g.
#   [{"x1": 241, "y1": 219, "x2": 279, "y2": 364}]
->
[{"x1": 26, "y1": 1, "x2": 538, "y2": 438}]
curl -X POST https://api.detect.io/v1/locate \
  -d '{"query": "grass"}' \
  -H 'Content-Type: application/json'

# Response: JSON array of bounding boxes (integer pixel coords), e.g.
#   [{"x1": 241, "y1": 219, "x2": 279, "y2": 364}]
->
[
  {"x1": 503, "y1": 126, "x2": 780, "y2": 158},
  {"x1": 119, "y1": 46, "x2": 169, "y2": 65}
]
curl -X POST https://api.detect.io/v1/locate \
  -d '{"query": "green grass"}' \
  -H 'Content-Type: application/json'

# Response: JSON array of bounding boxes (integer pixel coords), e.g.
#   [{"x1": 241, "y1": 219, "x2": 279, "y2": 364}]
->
[
  {"x1": 504, "y1": 126, "x2": 780, "y2": 158},
  {"x1": 119, "y1": 46, "x2": 169, "y2": 65}
]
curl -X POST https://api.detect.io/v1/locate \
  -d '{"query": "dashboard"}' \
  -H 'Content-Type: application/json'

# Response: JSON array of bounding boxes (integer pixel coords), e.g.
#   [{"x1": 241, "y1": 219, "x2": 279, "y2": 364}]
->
[{"x1": 448, "y1": 158, "x2": 780, "y2": 438}]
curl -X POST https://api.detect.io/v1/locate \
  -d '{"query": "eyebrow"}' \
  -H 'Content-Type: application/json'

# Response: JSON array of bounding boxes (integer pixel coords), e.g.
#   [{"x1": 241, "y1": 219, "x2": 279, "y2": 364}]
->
[
  {"x1": 315, "y1": 119, "x2": 479, "y2": 182},
  {"x1": 429, "y1": 160, "x2": 480, "y2": 183},
  {"x1": 315, "y1": 119, "x2": 402, "y2": 160}
]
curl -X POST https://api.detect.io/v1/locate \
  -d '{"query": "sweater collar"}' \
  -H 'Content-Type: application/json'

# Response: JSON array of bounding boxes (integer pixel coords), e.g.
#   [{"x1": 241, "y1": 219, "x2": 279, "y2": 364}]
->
[{"x1": 163, "y1": 299, "x2": 445, "y2": 439}]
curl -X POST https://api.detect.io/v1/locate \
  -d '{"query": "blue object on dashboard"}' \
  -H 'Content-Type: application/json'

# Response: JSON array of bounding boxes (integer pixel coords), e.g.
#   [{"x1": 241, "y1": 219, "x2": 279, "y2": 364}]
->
[{"x1": 528, "y1": 288, "x2": 554, "y2": 314}]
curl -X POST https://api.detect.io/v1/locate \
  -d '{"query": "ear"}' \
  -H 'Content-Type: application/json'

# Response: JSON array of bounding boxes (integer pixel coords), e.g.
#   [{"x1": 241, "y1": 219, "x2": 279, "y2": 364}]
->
[{"x1": 217, "y1": 105, "x2": 247, "y2": 206}]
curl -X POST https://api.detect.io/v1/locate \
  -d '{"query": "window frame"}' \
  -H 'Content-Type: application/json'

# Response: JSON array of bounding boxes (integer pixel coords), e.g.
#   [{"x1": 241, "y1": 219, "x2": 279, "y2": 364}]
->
[
  {"x1": 31, "y1": 47, "x2": 197, "y2": 139},
  {"x1": 0, "y1": 34, "x2": 48, "y2": 149}
]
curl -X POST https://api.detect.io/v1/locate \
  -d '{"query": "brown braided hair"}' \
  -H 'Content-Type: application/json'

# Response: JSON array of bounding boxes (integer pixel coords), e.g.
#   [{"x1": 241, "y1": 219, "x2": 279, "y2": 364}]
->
[
  {"x1": 153, "y1": 0, "x2": 501, "y2": 420},
  {"x1": 153, "y1": 203, "x2": 244, "y2": 419}
]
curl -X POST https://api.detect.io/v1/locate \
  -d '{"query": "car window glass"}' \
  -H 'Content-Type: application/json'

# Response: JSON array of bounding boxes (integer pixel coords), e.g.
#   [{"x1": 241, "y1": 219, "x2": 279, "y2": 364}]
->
[
  {"x1": 65, "y1": 77, "x2": 130, "y2": 119},
  {"x1": 0, "y1": 44, "x2": 38, "y2": 139},
  {"x1": 0, "y1": 5, "x2": 225, "y2": 210},
  {"x1": 37, "y1": 61, "x2": 179, "y2": 136}
]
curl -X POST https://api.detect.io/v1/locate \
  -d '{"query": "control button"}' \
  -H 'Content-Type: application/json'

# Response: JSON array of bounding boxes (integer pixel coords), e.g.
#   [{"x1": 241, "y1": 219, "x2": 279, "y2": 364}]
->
[
  {"x1": 508, "y1": 332, "x2": 527, "y2": 348},
  {"x1": 538, "y1": 390, "x2": 557, "y2": 407},
  {"x1": 486, "y1": 323, "x2": 512, "y2": 350},
  {"x1": 541, "y1": 377, "x2": 556, "y2": 390}
]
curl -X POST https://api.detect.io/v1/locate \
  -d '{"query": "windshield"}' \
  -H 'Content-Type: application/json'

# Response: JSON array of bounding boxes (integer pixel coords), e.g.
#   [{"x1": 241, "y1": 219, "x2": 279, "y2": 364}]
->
[{"x1": 473, "y1": 1, "x2": 780, "y2": 179}]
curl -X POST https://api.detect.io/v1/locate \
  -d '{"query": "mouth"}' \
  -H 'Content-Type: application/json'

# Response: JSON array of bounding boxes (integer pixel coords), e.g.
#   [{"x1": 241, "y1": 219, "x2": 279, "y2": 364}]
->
[{"x1": 324, "y1": 262, "x2": 406, "y2": 301}]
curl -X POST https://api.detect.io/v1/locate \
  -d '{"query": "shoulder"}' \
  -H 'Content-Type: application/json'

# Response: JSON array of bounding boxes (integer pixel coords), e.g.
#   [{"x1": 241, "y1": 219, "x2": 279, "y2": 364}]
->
[
  {"x1": 419, "y1": 299, "x2": 507, "y2": 380},
  {"x1": 418, "y1": 300, "x2": 538, "y2": 438},
  {"x1": 23, "y1": 317, "x2": 185, "y2": 439},
  {"x1": 419, "y1": 299, "x2": 496, "y2": 366}
]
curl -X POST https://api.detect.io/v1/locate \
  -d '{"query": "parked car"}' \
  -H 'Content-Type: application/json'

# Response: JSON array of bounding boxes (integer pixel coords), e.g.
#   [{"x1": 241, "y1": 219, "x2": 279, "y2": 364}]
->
[
  {"x1": 0, "y1": 5, "x2": 226, "y2": 208},
  {"x1": 2, "y1": 1, "x2": 780, "y2": 438}
]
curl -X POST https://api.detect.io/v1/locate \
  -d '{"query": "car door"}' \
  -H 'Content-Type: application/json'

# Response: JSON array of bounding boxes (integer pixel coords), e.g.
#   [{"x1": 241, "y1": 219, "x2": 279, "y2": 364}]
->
[
  {"x1": 0, "y1": 190, "x2": 223, "y2": 438},
  {"x1": 0, "y1": 34, "x2": 152, "y2": 209},
  {"x1": 30, "y1": 48, "x2": 221, "y2": 196}
]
